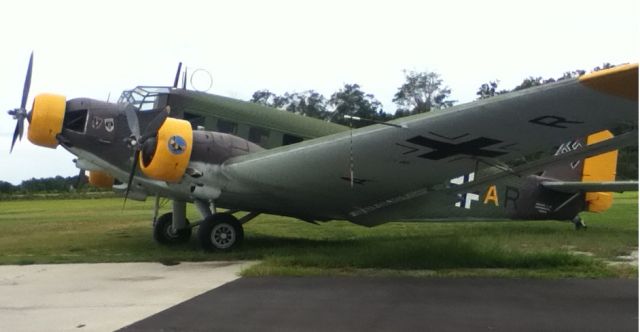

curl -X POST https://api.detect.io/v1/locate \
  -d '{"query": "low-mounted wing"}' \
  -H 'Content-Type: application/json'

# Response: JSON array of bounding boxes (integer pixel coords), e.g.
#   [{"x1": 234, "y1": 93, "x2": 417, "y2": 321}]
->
[{"x1": 220, "y1": 64, "x2": 638, "y2": 222}]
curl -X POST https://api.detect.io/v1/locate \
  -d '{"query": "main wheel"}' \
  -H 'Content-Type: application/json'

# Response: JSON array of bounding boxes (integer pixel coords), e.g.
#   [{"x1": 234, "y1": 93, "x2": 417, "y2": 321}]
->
[
  {"x1": 153, "y1": 213, "x2": 192, "y2": 245},
  {"x1": 198, "y1": 213, "x2": 244, "y2": 252}
]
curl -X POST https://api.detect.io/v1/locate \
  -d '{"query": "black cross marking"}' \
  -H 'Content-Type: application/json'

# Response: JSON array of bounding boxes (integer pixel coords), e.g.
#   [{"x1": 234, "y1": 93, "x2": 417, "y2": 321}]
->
[
  {"x1": 406, "y1": 136, "x2": 508, "y2": 160},
  {"x1": 428, "y1": 131, "x2": 469, "y2": 141},
  {"x1": 395, "y1": 142, "x2": 419, "y2": 155},
  {"x1": 529, "y1": 115, "x2": 583, "y2": 129}
]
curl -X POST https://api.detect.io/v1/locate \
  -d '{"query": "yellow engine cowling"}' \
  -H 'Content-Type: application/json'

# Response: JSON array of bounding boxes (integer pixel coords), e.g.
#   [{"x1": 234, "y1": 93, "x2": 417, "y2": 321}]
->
[
  {"x1": 88, "y1": 171, "x2": 114, "y2": 188},
  {"x1": 139, "y1": 118, "x2": 193, "y2": 183},
  {"x1": 27, "y1": 93, "x2": 66, "y2": 148}
]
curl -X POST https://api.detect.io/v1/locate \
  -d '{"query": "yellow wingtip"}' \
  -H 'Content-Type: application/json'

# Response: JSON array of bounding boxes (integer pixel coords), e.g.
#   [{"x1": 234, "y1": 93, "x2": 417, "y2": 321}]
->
[{"x1": 579, "y1": 63, "x2": 638, "y2": 101}]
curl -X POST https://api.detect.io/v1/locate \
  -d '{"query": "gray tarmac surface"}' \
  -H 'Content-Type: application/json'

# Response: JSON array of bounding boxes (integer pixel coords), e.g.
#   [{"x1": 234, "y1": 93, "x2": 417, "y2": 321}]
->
[
  {"x1": 121, "y1": 277, "x2": 638, "y2": 332},
  {"x1": 0, "y1": 262, "x2": 254, "y2": 332}
]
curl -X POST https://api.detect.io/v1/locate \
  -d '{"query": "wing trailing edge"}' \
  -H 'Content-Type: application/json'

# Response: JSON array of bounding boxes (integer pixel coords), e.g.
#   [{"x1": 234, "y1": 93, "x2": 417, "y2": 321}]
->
[{"x1": 541, "y1": 180, "x2": 638, "y2": 193}]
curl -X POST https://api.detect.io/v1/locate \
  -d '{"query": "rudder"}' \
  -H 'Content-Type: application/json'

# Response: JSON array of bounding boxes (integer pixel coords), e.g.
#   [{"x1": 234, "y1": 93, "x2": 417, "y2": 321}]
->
[
  {"x1": 542, "y1": 130, "x2": 618, "y2": 213},
  {"x1": 582, "y1": 131, "x2": 618, "y2": 212}
]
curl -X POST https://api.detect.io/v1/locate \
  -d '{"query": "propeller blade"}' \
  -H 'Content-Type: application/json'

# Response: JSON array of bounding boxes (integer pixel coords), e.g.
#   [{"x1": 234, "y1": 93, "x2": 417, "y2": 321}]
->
[
  {"x1": 17, "y1": 115, "x2": 24, "y2": 140},
  {"x1": 140, "y1": 106, "x2": 170, "y2": 142},
  {"x1": 9, "y1": 52, "x2": 33, "y2": 152},
  {"x1": 140, "y1": 136, "x2": 157, "y2": 167},
  {"x1": 21, "y1": 52, "x2": 33, "y2": 110},
  {"x1": 10, "y1": 121, "x2": 21, "y2": 153},
  {"x1": 123, "y1": 151, "x2": 140, "y2": 208},
  {"x1": 123, "y1": 104, "x2": 141, "y2": 139},
  {"x1": 173, "y1": 62, "x2": 182, "y2": 88}
]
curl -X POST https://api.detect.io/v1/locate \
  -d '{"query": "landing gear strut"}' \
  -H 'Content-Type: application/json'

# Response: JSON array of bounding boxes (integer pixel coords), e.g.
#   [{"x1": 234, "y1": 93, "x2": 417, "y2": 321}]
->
[
  {"x1": 153, "y1": 200, "x2": 192, "y2": 245},
  {"x1": 572, "y1": 216, "x2": 587, "y2": 230},
  {"x1": 152, "y1": 198, "x2": 253, "y2": 251},
  {"x1": 153, "y1": 213, "x2": 191, "y2": 244}
]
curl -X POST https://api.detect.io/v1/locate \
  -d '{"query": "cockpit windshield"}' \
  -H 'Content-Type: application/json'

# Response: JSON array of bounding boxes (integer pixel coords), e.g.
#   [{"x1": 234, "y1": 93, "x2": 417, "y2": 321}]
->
[{"x1": 117, "y1": 86, "x2": 171, "y2": 111}]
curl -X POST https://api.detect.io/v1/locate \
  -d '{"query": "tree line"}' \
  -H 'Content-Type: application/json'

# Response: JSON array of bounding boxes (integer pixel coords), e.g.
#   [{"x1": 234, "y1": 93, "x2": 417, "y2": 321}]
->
[
  {"x1": 0, "y1": 175, "x2": 105, "y2": 195},
  {"x1": 248, "y1": 62, "x2": 636, "y2": 179},
  {"x1": 250, "y1": 70, "x2": 456, "y2": 128},
  {"x1": 250, "y1": 63, "x2": 618, "y2": 121}
]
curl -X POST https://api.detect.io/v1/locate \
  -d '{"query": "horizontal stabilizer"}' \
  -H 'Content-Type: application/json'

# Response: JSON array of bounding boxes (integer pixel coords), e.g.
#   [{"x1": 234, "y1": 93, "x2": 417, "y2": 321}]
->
[
  {"x1": 448, "y1": 131, "x2": 637, "y2": 194},
  {"x1": 541, "y1": 180, "x2": 638, "y2": 193}
]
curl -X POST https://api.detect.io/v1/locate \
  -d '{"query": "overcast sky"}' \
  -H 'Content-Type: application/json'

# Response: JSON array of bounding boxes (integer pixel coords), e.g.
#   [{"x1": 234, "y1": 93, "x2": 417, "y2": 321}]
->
[{"x1": 0, "y1": 0, "x2": 637, "y2": 184}]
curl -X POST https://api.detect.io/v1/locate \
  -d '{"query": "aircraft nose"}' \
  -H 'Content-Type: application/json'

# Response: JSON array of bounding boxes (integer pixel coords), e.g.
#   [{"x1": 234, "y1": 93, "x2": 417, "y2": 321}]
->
[{"x1": 26, "y1": 93, "x2": 66, "y2": 148}]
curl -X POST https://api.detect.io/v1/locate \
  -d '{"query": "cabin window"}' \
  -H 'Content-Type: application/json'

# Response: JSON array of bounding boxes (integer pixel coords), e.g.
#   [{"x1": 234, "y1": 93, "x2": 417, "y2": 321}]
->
[
  {"x1": 184, "y1": 112, "x2": 206, "y2": 129},
  {"x1": 249, "y1": 127, "x2": 270, "y2": 146},
  {"x1": 63, "y1": 109, "x2": 88, "y2": 133},
  {"x1": 217, "y1": 119, "x2": 238, "y2": 134},
  {"x1": 283, "y1": 134, "x2": 303, "y2": 145}
]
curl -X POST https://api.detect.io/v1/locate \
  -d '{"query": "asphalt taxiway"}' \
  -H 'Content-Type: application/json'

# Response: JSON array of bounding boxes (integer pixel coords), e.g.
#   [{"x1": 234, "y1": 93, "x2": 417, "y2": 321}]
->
[
  {"x1": 122, "y1": 277, "x2": 638, "y2": 332},
  {"x1": 2, "y1": 263, "x2": 636, "y2": 331}
]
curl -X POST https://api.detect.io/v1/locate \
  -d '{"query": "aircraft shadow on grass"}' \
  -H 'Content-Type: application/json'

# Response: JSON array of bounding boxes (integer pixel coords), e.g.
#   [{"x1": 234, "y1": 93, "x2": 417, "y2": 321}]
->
[{"x1": 200, "y1": 234, "x2": 589, "y2": 270}]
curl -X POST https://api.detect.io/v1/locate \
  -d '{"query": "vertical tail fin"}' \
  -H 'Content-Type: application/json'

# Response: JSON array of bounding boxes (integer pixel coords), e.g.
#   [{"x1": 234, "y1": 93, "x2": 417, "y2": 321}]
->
[
  {"x1": 582, "y1": 131, "x2": 618, "y2": 212},
  {"x1": 543, "y1": 130, "x2": 618, "y2": 213}
]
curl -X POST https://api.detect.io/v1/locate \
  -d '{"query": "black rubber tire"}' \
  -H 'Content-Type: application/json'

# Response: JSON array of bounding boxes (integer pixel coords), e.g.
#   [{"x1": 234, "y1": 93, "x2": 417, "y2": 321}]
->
[
  {"x1": 153, "y1": 212, "x2": 192, "y2": 245},
  {"x1": 572, "y1": 216, "x2": 587, "y2": 230},
  {"x1": 198, "y1": 213, "x2": 244, "y2": 252}
]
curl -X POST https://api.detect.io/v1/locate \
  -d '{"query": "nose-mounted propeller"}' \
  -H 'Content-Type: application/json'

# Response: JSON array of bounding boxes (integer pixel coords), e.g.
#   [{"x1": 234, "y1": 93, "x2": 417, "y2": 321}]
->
[
  {"x1": 7, "y1": 52, "x2": 33, "y2": 153},
  {"x1": 122, "y1": 104, "x2": 170, "y2": 205}
]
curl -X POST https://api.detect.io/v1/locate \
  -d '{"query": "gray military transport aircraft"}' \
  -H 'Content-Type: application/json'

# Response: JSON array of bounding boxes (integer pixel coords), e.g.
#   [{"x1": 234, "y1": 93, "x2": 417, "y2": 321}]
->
[{"x1": 7, "y1": 54, "x2": 639, "y2": 251}]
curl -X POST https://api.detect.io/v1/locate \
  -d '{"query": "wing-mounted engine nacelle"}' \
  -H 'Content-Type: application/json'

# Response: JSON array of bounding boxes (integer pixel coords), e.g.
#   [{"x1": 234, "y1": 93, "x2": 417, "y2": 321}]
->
[
  {"x1": 88, "y1": 171, "x2": 114, "y2": 188},
  {"x1": 138, "y1": 118, "x2": 193, "y2": 183},
  {"x1": 27, "y1": 93, "x2": 66, "y2": 148}
]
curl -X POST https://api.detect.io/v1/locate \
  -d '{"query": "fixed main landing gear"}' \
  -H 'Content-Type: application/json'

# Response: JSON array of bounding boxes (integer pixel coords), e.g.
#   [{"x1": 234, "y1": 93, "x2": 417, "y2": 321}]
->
[
  {"x1": 153, "y1": 212, "x2": 192, "y2": 244},
  {"x1": 572, "y1": 216, "x2": 587, "y2": 230},
  {"x1": 198, "y1": 213, "x2": 244, "y2": 252},
  {"x1": 152, "y1": 198, "x2": 258, "y2": 251},
  {"x1": 153, "y1": 200, "x2": 192, "y2": 245}
]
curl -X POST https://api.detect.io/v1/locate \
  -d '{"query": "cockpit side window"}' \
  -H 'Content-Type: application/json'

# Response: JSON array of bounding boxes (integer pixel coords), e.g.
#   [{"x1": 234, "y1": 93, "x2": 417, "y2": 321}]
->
[{"x1": 63, "y1": 109, "x2": 88, "y2": 133}]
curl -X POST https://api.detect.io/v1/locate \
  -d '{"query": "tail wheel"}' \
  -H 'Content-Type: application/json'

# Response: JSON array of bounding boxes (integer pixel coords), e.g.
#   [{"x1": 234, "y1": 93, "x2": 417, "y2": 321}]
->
[
  {"x1": 153, "y1": 213, "x2": 192, "y2": 245},
  {"x1": 198, "y1": 213, "x2": 244, "y2": 252}
]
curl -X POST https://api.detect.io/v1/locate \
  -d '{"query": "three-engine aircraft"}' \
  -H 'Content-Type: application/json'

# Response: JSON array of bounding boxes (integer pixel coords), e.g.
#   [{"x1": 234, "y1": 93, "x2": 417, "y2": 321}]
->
[{"x1": 7, "y1": 54, "x2": 639, "y2": 251}]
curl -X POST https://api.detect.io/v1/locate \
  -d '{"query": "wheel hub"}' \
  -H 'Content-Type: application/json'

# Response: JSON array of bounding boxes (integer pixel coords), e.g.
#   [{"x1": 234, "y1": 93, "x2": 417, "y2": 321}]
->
[
  {"x1": 211, "y1": 224, "x2": 235, "y2": 249},
  {"x1": 165, "y1": 225, "x2": 179, "y2": 239}
]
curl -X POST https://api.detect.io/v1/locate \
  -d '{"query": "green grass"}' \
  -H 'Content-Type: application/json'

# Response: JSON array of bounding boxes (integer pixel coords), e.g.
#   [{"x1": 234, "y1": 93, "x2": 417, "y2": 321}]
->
[{"x1": 0, "y1": 193, "x2": 636, "y2": 278}]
